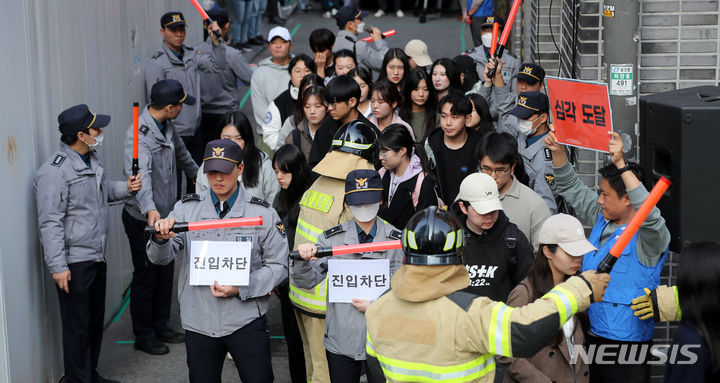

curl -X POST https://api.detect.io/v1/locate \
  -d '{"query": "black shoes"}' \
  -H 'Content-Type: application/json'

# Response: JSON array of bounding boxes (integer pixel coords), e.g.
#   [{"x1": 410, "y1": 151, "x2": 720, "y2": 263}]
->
[
  {"x1": 156, "y1": 328, "x2": 186, "y2": 344},
  {"x1": 248, "y1": 36, "x2": 265, "y2": 46},
  {"x1": 270, "y1": 16, "x2": 287, "y2": 26},
  {"x1": 134, "y1": 338, "x2": 169, "y2": 355}
]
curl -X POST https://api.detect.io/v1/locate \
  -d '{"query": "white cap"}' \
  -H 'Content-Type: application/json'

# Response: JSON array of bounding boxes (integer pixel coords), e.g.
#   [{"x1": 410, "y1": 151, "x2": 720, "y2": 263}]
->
[
  {"x1": 268, "y1": 26, "x2": 291, "y2": 42},
  {"x1": 404, "y1": 39, "x2": 432, "y2": 67},
  {"x1": 455, "y1": 173, "x2": 503, "y2": 214},
  {"x1": 537, "y1": 214, "x2": 597, "y2": 256}
]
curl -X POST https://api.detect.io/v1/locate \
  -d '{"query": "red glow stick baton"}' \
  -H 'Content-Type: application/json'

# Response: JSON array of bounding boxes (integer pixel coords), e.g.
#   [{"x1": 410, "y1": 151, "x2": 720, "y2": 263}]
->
[
  {"x1": 131, "y1": 102, "x2": 140, "y2": 195},
  {"x1": 144, "y1": 216, "x2": 263, "y2": 235},
  {"x1": 290, "y1": 240, "x2": 401, "y2": 260},
  {"x1": 489, "y1": 22, "x2": 500, "y2": 56},
  {"x1": 360, "y1": 30, "x2": 396, "y2": 42},
  {"x1": 596, "y1": 177, "x2": 671, "y2": 273},
  {"x1": 188, "y1": 0, "x2": 222, "y2": 39},
  {"x1": 488, "y1": 0, "x2": 522, "y2": 79}
]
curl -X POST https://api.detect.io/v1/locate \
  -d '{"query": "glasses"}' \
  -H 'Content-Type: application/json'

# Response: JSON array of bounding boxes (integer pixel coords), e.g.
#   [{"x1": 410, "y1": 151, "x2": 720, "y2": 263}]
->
[
  {"x1": 479, "y1": 165, "x2": 511, "y2": 176},
  {"x1": 327, "y1": 101, "x2": 348, "y2": 109}
]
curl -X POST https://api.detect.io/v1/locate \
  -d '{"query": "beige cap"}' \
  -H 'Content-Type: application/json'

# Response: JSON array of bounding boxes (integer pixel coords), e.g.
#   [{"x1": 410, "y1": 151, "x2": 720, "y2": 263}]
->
[
  {"x1": 454, "y1": 173, "x2": 503, "y2": 214},
  {"x1": 537, "y1": 214, "x2": 597, "y2": 256},
  {"x1": 404, "y1": 39, "x2": 432, "y2": 67}
]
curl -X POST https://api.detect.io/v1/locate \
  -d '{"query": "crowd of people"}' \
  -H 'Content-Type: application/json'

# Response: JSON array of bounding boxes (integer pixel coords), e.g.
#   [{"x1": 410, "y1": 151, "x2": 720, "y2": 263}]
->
[{"x1": 32, "y1": 3, "x2": 719, "y2": 383}]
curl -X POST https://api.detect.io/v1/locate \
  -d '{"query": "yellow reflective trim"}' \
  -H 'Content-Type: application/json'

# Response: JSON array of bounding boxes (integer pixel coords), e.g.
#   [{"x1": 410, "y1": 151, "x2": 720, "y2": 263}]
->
[
  {"x1": 500, "y1": 305, "x2": 514, "y2": 356},
  {"x1": 296, "y1": 218, "x2": 323, "y2": 243},
  {"x1": 343, "y1": 141, "x2": 372, "y2": 150},
  {"x1": 456, "y1": 229, "x2": 463, "y2": 247},
  {"x1": 488, "y1": 302, "x2": 513, "y2": 355},
  {"x1": 443, "y1": 231, "x2": 456, "y2": 251},
  {"x1": 289, "y1": 278, "x2": 328, "y2": 311},
  {"x1": 299, "y1": 190, "x2": 334, "y2": 213},
  {"x1": 407, "y1": 231, "x2": 418, "y2": 250},
  {"x1": 673, "y1": 285, "x2": 682, "y2": 321},
  {"x1": 367, "y1": 332, "x2": 495, "y2": 382},
  {"x1": 543, "y1": 285, "x2": 577, "y2": 324}
]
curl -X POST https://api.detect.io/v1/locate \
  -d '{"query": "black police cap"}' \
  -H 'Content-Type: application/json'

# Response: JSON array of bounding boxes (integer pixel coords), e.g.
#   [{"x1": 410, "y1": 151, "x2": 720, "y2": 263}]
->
[
  {"x1": 58, "y1": 104, "x2": 110, "y2": 136},
  {"x1": 150, "y1": 79, "x2": 196, "y2": 107},
  {"x1": 203, "y1": 139, "x2": 243, "y2": 174},
  {"x1": 161, "y1": 12, "x2": 186, "y2": 28},
  {"x1": 345, "y1": 169, "x2": 382, "y2": 205},
  {"x1": 509, "y1": 91, "x2": 550, "y2": 120}
]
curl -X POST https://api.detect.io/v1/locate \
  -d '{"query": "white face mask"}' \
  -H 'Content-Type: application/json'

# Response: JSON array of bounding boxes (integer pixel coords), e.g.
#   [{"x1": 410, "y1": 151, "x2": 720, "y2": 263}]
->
[
  {"x1": 349, "y1": 202, "x2": 380, "y2": 222},
  {"x1": 85, "y1": 132, "x2": 104, "y2": 150},
  {"x1": 481, "y1": 33, "x2": 494, "y2": 49},
  {"x1": 357, "y1": 22, "x2": 366, "y2": 34}
]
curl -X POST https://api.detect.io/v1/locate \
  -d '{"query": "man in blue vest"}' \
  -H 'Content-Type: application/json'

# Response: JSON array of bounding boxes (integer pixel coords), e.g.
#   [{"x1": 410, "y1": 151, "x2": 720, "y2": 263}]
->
[{"x1": 545, "y1": 129, "x2": 670, "y2": 382}]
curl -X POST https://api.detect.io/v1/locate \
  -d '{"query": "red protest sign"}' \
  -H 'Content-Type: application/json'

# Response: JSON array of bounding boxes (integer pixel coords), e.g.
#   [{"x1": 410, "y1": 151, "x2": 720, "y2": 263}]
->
[{"x1": 546, "y1": 76, "x2": 613, "y2": 152}]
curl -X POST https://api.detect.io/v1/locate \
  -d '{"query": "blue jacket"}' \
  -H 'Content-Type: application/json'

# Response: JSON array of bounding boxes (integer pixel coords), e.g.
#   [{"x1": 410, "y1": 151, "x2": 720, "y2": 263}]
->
[{"x1": 583, "y1": 214, "x2": 667, "y2": 341}]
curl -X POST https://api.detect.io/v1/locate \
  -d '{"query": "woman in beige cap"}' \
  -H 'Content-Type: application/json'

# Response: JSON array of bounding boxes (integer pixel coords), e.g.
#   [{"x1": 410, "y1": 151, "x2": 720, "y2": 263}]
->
[{"x1": 498, "y1": 214, "x2": 597, "y2": 383}]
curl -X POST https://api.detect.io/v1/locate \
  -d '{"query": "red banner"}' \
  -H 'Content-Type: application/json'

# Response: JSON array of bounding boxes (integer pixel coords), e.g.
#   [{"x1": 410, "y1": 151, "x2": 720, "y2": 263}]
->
[{"x1": 546, "y1": 76, "x2": 613, "y2": 152}]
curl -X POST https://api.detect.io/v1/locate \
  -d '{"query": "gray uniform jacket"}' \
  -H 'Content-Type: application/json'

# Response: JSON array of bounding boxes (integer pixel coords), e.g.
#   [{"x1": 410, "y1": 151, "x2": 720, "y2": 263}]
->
[
  {"x1": 145, "y1": 41, "x2": 226, "y2": 136},
  {"x1": 518, "y1": 135, "x2": 558, "y2": 214},
  {"x1": 476, "y1": 83, "x2": 518, "y2": 136},
  {"x1": 35, "y1": 143, "x2": 131, "y2": 273},
  {"x1": 146, "y1": 188, "x2": 289, "y2": 337},
  {"x1": 292, "y1": 219, "x2": 403, "y2": 360},
  {"x1": 123, "y1": 106, "x2": 199, "y2": 221},
  {"x1": 197, "y1": 38, "x2": 253, "y2": 114},
  {"x1": 465, "y1": 47, "x2": 520, "y2": 90},
  {"x1": 334, "y1": 30, "x2": 389, "y2": 73}
]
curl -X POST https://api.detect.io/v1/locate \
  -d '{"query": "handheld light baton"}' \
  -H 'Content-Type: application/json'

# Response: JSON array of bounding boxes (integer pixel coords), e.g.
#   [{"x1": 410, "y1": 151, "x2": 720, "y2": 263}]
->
[
  {"x1": 144, "y1": 216, "x2": 263, "y2": 235},
  {"x1": 189, "y1": 0, "x2": 222, "y2": 39},
  {"x1": 488, "y1": 0, "x2": 522, "y2": 79},
  {"x1": 131, "y1": 102, "x2": 139, "y2": 195},
  {"x1": 289, "y1": 240, "x2": 402, "y2": 260},
  {"x1": 489, "y1": 22, "x2": 500, "y2": 57},
  {"x1": 360, "y1": 30, "x2": 397, "y2": 42},
  {"x1": 596, "y1": 177, "x2": 672, "y2": 273}
]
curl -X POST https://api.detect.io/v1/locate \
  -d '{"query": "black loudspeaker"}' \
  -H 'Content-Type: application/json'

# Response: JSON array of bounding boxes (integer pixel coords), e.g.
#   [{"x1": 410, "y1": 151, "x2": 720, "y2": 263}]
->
[{"x1": 639, "y1": 86, "x2": 720, "y2": 252}]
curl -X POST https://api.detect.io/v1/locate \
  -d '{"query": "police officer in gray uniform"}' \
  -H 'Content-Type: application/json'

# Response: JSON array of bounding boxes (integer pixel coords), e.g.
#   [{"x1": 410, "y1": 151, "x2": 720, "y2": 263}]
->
[
  {"x1": 122, "y1": 79, "x2": 199, "y2": 355},
  {"x1": 485, "y1": 63, "x2": 547, "y2": 138},
  {"x1": 333, "y1": 6, "x2": 389, "y2": 74},
  {"x1": 465, "y1": 16, "x2": 520, "y2": 89},
  {"x1": 35, "y1": 104, "x2": 141, "y2": 383},
  {"x1": 145, "y1": 11, "x2": 226, "y2": 187},
  {"x1": 293, "y1": 169, "x2": 403, "y2": 382},
  {"x1": 150, "y1": 139, "x2": 288, "y2": 383},
  {"x1": 508, "y1": 91, "x2": 559, "y2": 214},
  {"x1": 197, "y1": 8, "x2": 254, "y2": 162}
]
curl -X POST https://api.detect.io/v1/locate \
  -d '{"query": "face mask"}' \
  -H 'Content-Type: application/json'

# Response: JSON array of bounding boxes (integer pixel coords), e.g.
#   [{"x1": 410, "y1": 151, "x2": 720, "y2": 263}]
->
[
  {"x1": 357, "y1": 22, "x2": 366, "y2": 34},
  {"x1": 85, "y1": 132, "x2": 104, "y2": 150},
  {"x1": 349, "y1": 202, "x2": 379, "y2": 222},
  {"x1": 481, "y1": 33, "x2": 494, "y2": 49}
]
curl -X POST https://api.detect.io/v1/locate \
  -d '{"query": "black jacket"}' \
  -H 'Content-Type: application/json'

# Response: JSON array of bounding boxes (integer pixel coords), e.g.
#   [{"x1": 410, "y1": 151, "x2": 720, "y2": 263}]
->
[
  {"x1": 422, "y1": 127, "x2": 482, "y2": 203},
  {"x1": 451, "y1": 209, "x2": 533, "y2": 301},
  {"x1": 273, "y1": 88, "x2": 296, "y2": 126},
  {"x1": 378, "y1": 171, "x2": 437, "y2": 230}
]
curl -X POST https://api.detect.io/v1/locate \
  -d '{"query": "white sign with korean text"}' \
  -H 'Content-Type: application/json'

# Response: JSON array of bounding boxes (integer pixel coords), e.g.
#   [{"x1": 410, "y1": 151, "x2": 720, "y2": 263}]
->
[
  {"x1": 189, "y1": 240, "x2": 251, "y2": 286},
  {"x1": 328, "y1": 259, "x2": 390, "y2": 303}
]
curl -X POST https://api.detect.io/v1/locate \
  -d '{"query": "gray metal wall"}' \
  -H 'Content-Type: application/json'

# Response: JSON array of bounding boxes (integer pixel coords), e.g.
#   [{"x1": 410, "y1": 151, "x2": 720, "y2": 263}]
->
[{"x1": 0, "y1": 1, "x2": 205, "y2": 381}]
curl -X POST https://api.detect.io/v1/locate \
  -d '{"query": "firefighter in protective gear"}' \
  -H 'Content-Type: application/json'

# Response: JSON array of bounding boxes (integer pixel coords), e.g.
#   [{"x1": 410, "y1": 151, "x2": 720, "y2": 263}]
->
[
  {"x1": 365, "y1": 207, "x2": 611, "y2": 382},
  {"x1": 290, "y1": 120, "x2": 378, "y2": 383},
  {"x1": 631, "y1": 285, "x2": 681, "y2": 322}
]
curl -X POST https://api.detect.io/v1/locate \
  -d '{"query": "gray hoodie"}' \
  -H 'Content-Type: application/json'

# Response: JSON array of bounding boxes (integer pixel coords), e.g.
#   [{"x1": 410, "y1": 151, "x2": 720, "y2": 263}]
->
[{"x1": 250, "y1": 57, "x2": 290, "y2": 135}]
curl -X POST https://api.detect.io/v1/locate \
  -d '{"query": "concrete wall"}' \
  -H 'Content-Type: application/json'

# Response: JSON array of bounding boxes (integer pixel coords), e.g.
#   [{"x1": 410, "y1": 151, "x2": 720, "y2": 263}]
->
[{"x1": 0, "y1": 1, "x2": 206, "y2": 381}]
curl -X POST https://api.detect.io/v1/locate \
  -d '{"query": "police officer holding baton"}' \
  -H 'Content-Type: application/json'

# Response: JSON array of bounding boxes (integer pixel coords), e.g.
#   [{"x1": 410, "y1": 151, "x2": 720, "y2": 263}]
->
[{"x1": 35, "y1": 105, "x2": 141, "y2": 383}]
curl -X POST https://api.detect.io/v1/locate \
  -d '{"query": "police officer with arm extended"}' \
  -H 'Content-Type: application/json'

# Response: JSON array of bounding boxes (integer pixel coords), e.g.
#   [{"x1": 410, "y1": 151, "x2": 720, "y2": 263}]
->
[
  {"x1": 122, "y1": 79, "x2": 199, "y2": 355},
  {"x1": 364, "y1": 207, "x2": 611, "y2": 382},
  {"x1": 145, "y1": 11, "x2": 226, "y2": 187},
  {"x1": 150, "y1": 139, "x2": 288, "y2": 382},
  {"x1": 35, "y1": 105, "x2": 141, "y2": 383}
]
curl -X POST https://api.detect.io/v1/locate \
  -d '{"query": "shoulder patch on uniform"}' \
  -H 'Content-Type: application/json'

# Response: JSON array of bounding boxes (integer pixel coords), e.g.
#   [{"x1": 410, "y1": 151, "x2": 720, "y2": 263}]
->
[
  {"x1": 51, "y1": 154, "x2": 66, "y2": 167},
  {"x1": 275, "y1": 222, "x2": 287, "y2": 238},
  {"x1": 151, "y1": 51, "x2": 164, "y2": 59},
  {"x1": 543, "y1": 147, "x2": 552, "y2": 161},
  {"x1": 250, "y1": 196, "x2": 270, "y2": 208},
  {"x1": 388, "y1": 229, "x2": 402, "y2": 240},
  {"x1": 264, "y1": 111, "x2": 272, "y2": 124},
  {"x1": 139, "y1": 125, "x2": 150, "y2": 135},
  {"x1": 182, "y1": 193, "x2": 201, "y2": 203},
  {"x1": 324, "y1": 225, "x2": 345, "y2": 239},
  {"x1": 446, "y1": 291, "x2": 479, "y2": 312}
]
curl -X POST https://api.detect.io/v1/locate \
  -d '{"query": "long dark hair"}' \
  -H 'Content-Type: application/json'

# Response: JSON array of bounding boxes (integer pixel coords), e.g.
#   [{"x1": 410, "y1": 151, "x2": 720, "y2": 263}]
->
[
  {"x1": 220, "y1": 112, "x2": 262, "y2": 188},
  {"x1": 467, "y1": 93, "x2": 494, "y2": 136},
  {"x1": 399, "y1": 69, "x2": 438, "y2": 140},
  {"x1": 378, "y1": 48, "x2": 411, "y2": 89},
  {"x1": 431, "y1": 58, "x2": 463, "y2": 94},
  {"x1": 527, "y1": 244, "x2": 590, "y2": 347},
  {"x1": 272, "y1": 144, "x2": 312, "y2": 216},
  {"x1": 371, "y1": 80, "x2": 402, "y2": 110},
  {"x1": 678, "y1": 241, "x2": 720, "y2": 373},
  {"x1": 380, "y1": 124, "x2": 414, "y2": 160}
]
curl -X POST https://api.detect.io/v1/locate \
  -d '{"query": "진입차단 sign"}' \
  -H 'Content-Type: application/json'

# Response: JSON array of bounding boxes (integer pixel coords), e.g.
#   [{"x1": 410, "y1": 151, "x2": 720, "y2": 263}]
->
[
  {"x1": 189, "y1": 240, "x2": 251, "y2": 286},
  {"x1": 328, "y1": 259, "x2": 390, "y2": 303}
]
